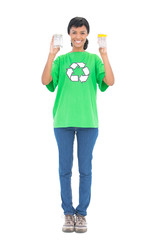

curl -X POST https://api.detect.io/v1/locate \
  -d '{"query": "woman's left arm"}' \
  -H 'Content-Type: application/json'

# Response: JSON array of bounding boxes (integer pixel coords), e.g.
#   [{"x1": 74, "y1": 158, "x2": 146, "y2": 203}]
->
[{"x1": 99, "y1": 48, "x2": 115, "y2": 86}]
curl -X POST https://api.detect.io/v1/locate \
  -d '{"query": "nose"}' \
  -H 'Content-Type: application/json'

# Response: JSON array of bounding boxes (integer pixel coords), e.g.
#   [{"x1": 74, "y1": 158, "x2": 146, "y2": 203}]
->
[{"x1": 75, "y1": 33, "x2": 81, "y2": 39}]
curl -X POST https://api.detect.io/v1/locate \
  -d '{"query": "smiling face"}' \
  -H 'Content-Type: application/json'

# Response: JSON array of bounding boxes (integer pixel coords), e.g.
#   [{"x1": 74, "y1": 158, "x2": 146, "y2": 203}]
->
[{"x1": 69, "y1": 25, "x2": 88, "y2": 50}]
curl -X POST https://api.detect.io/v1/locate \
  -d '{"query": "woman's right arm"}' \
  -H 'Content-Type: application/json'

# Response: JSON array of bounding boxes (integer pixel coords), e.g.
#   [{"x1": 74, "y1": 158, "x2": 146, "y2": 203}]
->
[{"x1": 41, "y1": 36, "x2": 60, "y2": 85}]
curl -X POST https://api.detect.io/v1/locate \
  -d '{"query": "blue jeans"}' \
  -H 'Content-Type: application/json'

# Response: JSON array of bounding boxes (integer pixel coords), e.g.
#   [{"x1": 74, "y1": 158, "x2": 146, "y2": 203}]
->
[{"x1": 54, "y1": 127, "x2": 98, "y2": 216}]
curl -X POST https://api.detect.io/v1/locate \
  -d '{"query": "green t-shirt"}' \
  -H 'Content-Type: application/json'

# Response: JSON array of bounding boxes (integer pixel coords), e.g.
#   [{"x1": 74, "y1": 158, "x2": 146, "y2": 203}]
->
[{"x1": 46, "y1": 51, "x2": 109, "y2": 128}]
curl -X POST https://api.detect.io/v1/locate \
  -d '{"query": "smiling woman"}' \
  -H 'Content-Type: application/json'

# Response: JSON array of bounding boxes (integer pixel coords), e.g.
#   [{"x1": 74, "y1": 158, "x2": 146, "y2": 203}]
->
[{"x1": 41, "y1": 16, "x2": 114, "y2": 233}]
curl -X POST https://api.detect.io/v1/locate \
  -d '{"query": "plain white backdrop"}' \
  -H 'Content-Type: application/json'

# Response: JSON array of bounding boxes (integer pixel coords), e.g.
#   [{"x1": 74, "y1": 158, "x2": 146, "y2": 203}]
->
[{"x1": 0, "y1": 0, "x2": 160, "y2": 239}]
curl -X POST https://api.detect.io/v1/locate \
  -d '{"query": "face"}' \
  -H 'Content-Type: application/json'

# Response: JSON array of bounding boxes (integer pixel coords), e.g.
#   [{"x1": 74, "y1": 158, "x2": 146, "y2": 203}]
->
[{"x1": 69, "y1": 25, "x2": 88, "y2": 49}]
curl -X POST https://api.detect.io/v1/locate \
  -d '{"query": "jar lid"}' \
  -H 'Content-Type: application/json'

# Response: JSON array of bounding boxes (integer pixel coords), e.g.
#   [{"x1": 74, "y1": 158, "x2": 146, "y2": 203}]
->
[
  {"x1": 98, "y1": 34, "x2": 107, "y2": 37},
  {"x1": 54, "y1": 34, "x2": 63, "y2": 36}
]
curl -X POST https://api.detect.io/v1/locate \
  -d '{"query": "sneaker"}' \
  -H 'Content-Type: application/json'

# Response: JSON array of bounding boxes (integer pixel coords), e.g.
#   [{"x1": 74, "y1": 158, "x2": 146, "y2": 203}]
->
[
  {"x1": 62, "y1": 214, "x2": 75, "y2": 232},
  {"x1": 75, "y1": 214, "x2": 87, "y2": 233}
]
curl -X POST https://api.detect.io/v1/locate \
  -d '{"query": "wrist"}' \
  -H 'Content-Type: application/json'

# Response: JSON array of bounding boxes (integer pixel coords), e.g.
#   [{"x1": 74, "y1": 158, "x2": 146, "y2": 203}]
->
[
  {"x1": 100, "y1": 53, "x2": 108, "y2": 61},
  {"x1": 100, "y1": 52, "x2": 107, "y2": 56},
  {"x1": 48, "y1": 53, "x2": 56, "y2": 61}
]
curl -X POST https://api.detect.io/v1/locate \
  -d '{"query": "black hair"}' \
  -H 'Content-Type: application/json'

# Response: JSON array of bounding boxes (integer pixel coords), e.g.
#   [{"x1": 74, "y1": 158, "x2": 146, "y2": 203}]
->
[{"x1": 67, "y1": 17, "x2": 90, "y2": 50}]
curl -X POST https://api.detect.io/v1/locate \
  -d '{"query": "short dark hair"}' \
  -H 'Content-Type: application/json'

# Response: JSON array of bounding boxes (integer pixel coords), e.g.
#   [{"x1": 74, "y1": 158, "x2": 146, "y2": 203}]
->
[{"x1": 67, "y1": 17, "x2": 90, "y2": 50}]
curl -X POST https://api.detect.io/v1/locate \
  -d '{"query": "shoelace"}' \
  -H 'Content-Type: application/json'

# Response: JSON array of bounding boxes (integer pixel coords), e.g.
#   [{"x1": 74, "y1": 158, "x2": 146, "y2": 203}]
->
[
  {"x1": 65, "y1": 215, "x2": 74, "y2": 224},
  {"x1": 76, "y1": 215, "x2": 86, "y2": 225}
]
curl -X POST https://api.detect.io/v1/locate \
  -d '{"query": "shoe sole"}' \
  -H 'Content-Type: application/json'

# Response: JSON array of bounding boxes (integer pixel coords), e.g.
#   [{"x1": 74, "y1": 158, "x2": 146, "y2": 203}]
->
[
  {"x1": 75, "y1": 228, "x2": 87, "y2": 233},
  {"x1": 62, "y1": 227, "x2": 74, "y2": 233}
]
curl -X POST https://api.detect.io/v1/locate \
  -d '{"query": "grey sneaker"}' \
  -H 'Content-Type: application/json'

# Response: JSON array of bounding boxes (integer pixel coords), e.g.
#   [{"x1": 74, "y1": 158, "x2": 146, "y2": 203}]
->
[
  {"x1": 75, "y1": 214, "x2": 87, "y2": 233},
  {"x1": 62, "y1": 214, "x2": 75, "y2": 232}
]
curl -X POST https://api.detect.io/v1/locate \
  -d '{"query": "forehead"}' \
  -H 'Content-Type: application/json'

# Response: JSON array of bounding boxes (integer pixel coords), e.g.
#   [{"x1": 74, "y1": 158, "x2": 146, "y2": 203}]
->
[{"x1": 70, "y1": 25, "x2": 87, "y2": 32}]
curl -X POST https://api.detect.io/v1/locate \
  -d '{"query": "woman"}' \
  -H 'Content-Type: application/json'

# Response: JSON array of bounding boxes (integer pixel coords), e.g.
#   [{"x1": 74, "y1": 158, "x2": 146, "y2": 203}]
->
[{"x1": 41, "y1": 17, "x2": 114, "y2": 233}]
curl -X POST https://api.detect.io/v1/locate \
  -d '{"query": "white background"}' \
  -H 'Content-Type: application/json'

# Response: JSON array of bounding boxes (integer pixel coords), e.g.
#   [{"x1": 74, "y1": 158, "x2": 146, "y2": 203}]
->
[{"x1": 0, "y1": 0, "x2": 160, "y2": 239}]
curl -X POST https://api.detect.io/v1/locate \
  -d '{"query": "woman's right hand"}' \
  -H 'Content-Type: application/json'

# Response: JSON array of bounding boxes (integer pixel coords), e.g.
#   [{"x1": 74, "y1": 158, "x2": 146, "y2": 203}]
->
[{"x1": 49, "y1": 35, "x2": 60, "y2": 55}]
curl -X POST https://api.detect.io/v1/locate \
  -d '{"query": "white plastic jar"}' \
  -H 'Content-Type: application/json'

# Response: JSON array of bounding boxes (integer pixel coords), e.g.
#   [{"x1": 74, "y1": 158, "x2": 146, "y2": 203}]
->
[
  {"x1": 97, "y1": 34, "x2": 107, "y2": 48},
  {"x1": 53, "y1": 34, "x2": 63, "y2": 48}
]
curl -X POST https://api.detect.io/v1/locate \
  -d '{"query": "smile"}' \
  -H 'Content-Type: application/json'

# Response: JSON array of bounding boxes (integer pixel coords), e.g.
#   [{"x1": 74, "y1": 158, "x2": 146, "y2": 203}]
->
[{"x1": 75, "y1": 40, "x2": 82, "y2": 43}]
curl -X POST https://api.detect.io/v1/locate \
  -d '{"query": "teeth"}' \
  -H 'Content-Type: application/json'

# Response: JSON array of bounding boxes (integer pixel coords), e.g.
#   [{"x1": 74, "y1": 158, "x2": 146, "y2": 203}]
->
[{"x1": 75, "y1": 41, "x2": 81, "y2": 43}]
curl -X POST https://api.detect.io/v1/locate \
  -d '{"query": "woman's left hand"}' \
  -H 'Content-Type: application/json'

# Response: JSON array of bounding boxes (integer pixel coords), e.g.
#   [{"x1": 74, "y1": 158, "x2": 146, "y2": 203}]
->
[{"x1": 99, "y1": 47, "x2": 107, "y2": 56}]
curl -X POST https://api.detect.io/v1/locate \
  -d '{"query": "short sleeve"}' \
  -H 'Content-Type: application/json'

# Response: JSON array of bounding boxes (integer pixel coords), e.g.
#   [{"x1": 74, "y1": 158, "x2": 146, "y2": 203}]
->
[
  {"x1": 95, "y1": 54, "x2": 109, "y2": 92},
  {"x1": 46, "y1": 56, "x2": 60, "y2": 92}
]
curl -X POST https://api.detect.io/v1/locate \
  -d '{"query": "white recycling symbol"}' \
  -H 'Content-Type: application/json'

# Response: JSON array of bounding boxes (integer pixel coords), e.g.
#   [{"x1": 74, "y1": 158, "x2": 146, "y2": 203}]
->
[{"x1": 66, "y1": 62, "x2": 90, "y2": 82}]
